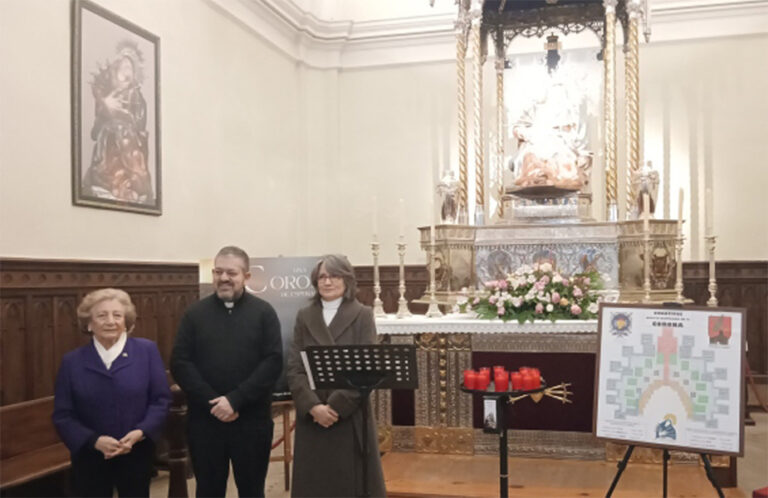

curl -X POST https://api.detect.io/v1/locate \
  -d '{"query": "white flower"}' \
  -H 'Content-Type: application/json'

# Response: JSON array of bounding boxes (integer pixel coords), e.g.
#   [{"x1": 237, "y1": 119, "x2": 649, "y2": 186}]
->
[
  {"x1": 552, "y1": 273, "x2": 563, "y2": 284},
  {"x1": 546, "y1": 303, "x2": 554, "y2": 312},
  {"x1": 524, "y1": 291, "x2": 535, "y2": 302},
  {"x1": 527, "y1": 274, "x2": 537, "y2": 284},
  {"x1": 540, "y1": 262, "x2": 553, "y2": 273},
  {"x1": 588, "y1": 302, "x2": 599, "y2": 314},
  {"x1": 511, "y1": 296, "x2": 523, "y2": 308}
]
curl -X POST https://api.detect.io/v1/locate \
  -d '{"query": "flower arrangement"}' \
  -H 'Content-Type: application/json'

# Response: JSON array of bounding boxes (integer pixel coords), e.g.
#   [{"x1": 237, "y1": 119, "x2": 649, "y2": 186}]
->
[{"x1": 457, "y1": 262, "x2": 604, "y2": 323}]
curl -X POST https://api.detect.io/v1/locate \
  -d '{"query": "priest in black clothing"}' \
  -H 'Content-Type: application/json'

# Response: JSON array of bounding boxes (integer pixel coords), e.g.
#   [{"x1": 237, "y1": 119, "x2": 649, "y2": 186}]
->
[{"x1": 171, "y1": 245, "x2": 282, "y2": 498}]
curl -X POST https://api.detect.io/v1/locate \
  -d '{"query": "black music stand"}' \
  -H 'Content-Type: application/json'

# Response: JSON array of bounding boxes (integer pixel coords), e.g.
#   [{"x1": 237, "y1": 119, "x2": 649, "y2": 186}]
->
[{"x1": 302, "y1": 344, "x2": 418, "y2": 498}]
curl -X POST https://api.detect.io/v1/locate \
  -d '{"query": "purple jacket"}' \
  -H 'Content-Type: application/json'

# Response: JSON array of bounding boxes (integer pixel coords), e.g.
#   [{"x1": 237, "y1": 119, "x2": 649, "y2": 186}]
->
[{"x1": 52, "y1": 337, "x2": 172, "y2": 455}]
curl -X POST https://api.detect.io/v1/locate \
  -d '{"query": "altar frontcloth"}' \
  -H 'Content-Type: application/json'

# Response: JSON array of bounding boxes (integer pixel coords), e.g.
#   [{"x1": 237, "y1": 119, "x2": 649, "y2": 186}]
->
[{"x1": 376, "y1": 314, "x2": 598, "y2": 335}]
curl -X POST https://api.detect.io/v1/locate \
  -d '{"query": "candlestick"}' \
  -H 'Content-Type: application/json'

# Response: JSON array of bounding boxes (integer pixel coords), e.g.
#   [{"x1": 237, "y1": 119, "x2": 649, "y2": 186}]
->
[
  {"x1": 706, "y1": 235, "x2": 718, "y2": 307},
  {"x1": 426, "y1": 241, "x2": 443, "y2": 318},
  {"x1": 396, "y1": 240, "x2": 412, "y2": 318},
  {"x1": 642, "y1": 193, "x2": 652, "y2": 303},
  {"x1": 371, "y1": 240, "x2": 386, "y2": 318}
]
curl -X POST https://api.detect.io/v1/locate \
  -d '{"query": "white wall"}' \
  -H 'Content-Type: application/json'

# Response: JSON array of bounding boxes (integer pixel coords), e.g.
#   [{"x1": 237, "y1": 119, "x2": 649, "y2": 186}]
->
[
  {"x1": 0, "y1": 0, "x2": 306, "y2": 262},
  {"x1": 1, "y1": 1, "x2": 766, "y2": 267}
]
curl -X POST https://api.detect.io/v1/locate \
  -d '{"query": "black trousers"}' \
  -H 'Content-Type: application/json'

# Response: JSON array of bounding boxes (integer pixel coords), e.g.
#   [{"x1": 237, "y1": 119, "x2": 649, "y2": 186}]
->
[
  {"x1": 71, "y1": 439, "x2": 154, "y2": 498},
  {"x1": 187, "y1": 416, "x2": 273, "y2": 498}
]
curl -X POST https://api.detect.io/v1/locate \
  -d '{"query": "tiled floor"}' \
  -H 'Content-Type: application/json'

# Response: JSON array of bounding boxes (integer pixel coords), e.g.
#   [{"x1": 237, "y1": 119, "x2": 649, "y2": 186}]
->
[{"x1": 150, "y1": 410, "x2": 767, "y2": 497}]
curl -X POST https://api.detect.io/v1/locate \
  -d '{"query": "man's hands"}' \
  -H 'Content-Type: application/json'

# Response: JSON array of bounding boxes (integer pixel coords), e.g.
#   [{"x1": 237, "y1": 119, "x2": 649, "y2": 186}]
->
[
  {"x1": 209, "y1": 396, "x2": 239, "y2": 422},
  {"x1": 94, "y1": 429, "x2": 144, "y2": 459},
  {"x1": 310, "y1": 404, "x2": 339, "y2": 428}
]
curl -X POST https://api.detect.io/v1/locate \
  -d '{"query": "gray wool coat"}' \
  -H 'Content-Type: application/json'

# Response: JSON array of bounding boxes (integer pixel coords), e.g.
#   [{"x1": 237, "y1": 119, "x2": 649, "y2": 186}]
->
[{"x1": 287, "y1": 299, "x2": 387, "y2": 498}]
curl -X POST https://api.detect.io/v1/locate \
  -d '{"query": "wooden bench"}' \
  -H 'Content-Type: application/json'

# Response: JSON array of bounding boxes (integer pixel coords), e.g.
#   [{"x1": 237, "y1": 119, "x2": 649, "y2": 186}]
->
[{"x1": 0, "y1": 397, "x2": 70, "y2": 490}]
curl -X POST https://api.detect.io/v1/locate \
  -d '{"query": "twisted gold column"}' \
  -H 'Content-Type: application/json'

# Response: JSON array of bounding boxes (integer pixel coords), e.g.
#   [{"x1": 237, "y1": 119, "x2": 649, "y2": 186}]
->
[
  {"x1": 456, "y1": 14, "x2": 469, "y2": 214},
  {"x1": 495, "y1": 57, "x2": 505, "y2": 220},
  {"x1": 603, "y1": 0, "x2": 618, "y2": 220},
  {"x1": 470, "y1": 7, "x2": 484, "y2": 222},
  {"x1": 625, "y1": 0, "x2": 642, "y2": 218}
]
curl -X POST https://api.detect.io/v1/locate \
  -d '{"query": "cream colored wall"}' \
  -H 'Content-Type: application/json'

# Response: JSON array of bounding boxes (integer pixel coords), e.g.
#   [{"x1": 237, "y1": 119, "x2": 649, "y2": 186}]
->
[
  {"x1": 0, "y1": 0, "x2": 306, "y2": 262},
  {"x1": 334, "y1": 35, "x2": 768, "y2": 264},
  {"x1": 1, "y1": 1, "x2": 765, "y2": 266}
]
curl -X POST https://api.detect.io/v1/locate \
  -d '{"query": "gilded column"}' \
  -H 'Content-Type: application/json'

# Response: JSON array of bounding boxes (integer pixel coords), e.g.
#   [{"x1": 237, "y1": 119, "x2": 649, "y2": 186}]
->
[
  {"x1": 603, "y1": 0, "x2": 618, "y2": 220},
  {"x1": 495, "y1": 28, "x2": 506, "y2": 220},
  {"x1": 625, "y1": 0, "x2": 642, "y2": 218},
  {"x1": 456, "y1": 4, "x2": 470, "y2": 215},
  {"x1": 470, "y1": 0, "x2": 485, "y2": 223}
]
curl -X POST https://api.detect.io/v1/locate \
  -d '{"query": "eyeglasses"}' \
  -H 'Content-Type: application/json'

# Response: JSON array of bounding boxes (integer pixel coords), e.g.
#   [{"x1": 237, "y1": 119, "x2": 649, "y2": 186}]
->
[
  {"x1": 213, "y1": 268, "x2": 242, "y2": 278},
  {"x1": 317, "y1": 274, "x2": 342, "y2": 283}
]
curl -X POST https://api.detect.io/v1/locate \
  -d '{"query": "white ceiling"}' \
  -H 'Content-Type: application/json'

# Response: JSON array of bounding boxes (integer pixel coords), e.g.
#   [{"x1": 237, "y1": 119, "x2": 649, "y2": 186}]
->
[{"x1": 207, "y1": 0, "x2": 768, "y2": 68}]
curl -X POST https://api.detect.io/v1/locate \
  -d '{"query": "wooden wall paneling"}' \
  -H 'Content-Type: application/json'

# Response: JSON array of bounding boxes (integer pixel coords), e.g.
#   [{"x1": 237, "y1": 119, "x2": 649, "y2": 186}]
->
[
  {"x1": 53, "y1": 295, "x2": 84, "y2": 377},
  {"x1": 683, "y1": 261, "x2": 768, "y2": 378},
  {"x1": 356, "y1": 265, "x2": 429, "y2": 315},
  {"x1": 28, "y1": 297, "x2": 55, "y2": 400},
  {"x1": 0, "y1": 259, "x2": 199, "y2": 407},
  {"x1": 1, "y1": 299, "x2": 26, "y2": 405}
]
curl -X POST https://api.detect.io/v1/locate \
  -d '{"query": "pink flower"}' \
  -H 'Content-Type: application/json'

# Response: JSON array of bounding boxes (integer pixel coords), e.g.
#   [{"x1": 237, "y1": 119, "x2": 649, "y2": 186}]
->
[
  {"x1": 562, "y1": 278, "x2": 570, "y2": 287},
  {"x1": 535, "y1": 303, "x2": 544, "y2": 314},
  {"x1": 473, "y1": 297, "x2": 481, "y2": 305},
  {"x1": 573, "y1": 286, "x2": 583, "y2": 298},
  {"x1": 497, "y1": 306, "x2": 505, "y2": 316},
  {"x1": 571, "y1": 304, "x2": 582, "y2": 315},
  {"x1": 489, "y1": 295, "x2": 497, "y2": 304},
  {"x1": 498, "y1": 280, "x2": 508, "y2": 290},
  {"x1": 540, "y1": 275, "x2": 550, "y2": 285},
  {"x1": 535, "y1": 281, "x2": 546, "y2": 291},
  {"x1": 551, "y1": 292, "x2": 561, "y2": 304}
]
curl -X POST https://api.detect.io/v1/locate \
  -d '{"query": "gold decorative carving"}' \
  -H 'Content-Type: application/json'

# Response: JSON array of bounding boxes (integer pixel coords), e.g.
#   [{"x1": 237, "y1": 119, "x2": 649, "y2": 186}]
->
[
  {"x1": 377, "y1": 425, "x2": 393, "y2": 453},
  {"x1": 414, "y1": 426, "x2": 474, "y2": 455},
  {"x1": 625, "y1": 6, "x2": 641, "y2": 217},
  {"x1": 603, "y1": 1, "x2": 618, "y2": 216},
  {"x1": 456, "y1": 7, "x2": 469, "y2": 211}
]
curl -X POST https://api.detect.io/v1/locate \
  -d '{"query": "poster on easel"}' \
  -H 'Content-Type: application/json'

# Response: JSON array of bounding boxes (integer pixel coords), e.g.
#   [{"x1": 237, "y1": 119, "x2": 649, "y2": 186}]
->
[{"x1": 593, "y1": 303, "x2": 746, "y2": 456}]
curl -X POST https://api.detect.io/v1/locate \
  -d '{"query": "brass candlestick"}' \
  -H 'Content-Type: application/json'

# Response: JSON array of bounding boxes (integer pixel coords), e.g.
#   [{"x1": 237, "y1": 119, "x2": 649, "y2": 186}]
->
[
  {"x1": 706, "y1": 235, "x2": 718, "y2": 307},
  {"x1": 371, "y1": 240, "x2": 386, "y2": 318},
  {"x1": 426, "y1": 242, "x2": 443, "y2": 318},
  {"x1": 396, "y1": 239, "x2": 412, "y2": 319}
]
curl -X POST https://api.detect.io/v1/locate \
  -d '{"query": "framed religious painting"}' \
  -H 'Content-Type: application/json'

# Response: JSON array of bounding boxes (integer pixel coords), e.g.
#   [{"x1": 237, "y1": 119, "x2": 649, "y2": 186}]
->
[{"x1": 71, "y1": 0, "x2": 161, "y2": 215}]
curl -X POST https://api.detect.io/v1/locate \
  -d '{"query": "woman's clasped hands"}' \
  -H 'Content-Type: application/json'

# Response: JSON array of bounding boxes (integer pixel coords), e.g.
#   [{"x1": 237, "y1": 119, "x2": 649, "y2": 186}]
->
[
  {"x1": 309, "y1": 404, "x2": 339, "y2": 428},
  {"x1": 94, "y1": 429, "x2": 144, "y2": 459}
]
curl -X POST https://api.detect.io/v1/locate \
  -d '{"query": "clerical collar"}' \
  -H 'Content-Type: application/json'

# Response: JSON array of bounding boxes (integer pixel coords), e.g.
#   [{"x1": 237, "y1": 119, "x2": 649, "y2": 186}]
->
[{"x1": 321, "y1": 297, "x2": 343, "y2": 309}]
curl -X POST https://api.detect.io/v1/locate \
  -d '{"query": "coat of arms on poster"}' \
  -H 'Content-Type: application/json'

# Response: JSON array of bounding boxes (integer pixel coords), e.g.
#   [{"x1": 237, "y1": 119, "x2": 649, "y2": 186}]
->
[
  {"x1": 71, "y1": 0, "x2": 161, "y2": 215},
  {"x1": 593, "y1": 303, "x2": 746, "y2": 456}
]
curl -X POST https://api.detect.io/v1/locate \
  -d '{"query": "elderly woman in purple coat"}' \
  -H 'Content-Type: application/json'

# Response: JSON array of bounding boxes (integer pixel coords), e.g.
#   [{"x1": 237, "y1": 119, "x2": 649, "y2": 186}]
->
[{"x1": 53, "y1": 288, "x2": 171, "y2": 497}]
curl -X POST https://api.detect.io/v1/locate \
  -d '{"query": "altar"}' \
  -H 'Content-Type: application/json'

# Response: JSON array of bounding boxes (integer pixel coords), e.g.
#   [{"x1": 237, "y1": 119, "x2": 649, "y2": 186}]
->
[{"x1": 372, "y1": 315, "x2": 605, "y2": 460}]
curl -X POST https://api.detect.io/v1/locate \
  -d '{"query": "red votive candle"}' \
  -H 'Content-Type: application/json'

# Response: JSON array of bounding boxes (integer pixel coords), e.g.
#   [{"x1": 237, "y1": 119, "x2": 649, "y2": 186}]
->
[
  {"x1": 522, "y1": 374, "x2": 536, "y2": 390},
  {"x1": 463, "y1": 370, "x2": 478, "y2": 389},
  {"x1": 531, "y1": 369, "x2": 541, "y2": 388},
  {"x1": 510, "y1": 372, "x2": 523, "y2": 390},
  {"x1": 494, "y1": 370, "x2": 509, "y2": 392},
  {"x1": 477, "y1": 370, "x2": 491, "y2": 390}
]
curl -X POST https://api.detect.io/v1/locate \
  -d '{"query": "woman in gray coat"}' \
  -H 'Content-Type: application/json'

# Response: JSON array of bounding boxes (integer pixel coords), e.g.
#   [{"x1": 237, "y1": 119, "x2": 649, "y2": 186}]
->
[{"x1": 287, "y1": 254, "x2": 386, "y2": 497}]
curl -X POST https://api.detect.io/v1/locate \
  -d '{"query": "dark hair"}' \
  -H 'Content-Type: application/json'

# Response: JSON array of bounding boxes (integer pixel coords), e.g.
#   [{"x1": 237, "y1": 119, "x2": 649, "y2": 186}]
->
[
  {"x1": 215, "y1": 245, "x2": 250, "y2": 272},
  {"x1": 310, "y1": 254, "x2": 357, "y2": 303}
]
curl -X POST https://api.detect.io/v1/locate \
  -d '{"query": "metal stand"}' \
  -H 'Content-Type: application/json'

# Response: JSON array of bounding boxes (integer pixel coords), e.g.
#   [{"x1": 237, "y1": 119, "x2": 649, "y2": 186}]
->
[
  {"x1": 396, "y1": 240, "x2": 412, "y2": 318},
  {"x1": 605, "y1": 445, "x2": 724, "y2": 498},
  {"x1": 426, "y1": 242, "x2": 443, "y2": 318},
  {"x1": 371, "y1": 240, "x2": 386, "y2": 318}
]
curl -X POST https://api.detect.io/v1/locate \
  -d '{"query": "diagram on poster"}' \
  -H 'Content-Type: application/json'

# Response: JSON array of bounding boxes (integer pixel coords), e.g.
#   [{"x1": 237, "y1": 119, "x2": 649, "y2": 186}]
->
[{"x1": 594, "y1": 304, "x2": 745, "y2": 455}]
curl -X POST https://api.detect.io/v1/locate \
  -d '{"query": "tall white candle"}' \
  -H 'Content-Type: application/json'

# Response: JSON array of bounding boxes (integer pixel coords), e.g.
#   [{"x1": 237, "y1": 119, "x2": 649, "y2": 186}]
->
[
  {"x1": 705, "y1": 187, "x2": 714, "y2": 236},
  {"x1": 372, "y1": 196, "x2": 378, "y2": 241},
  {"x1": 399, "y1": 198, "x2": 405, "y2": 239},
  {"x1": 677, "y1": 188, "x2": 684, "y2": 235}
]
